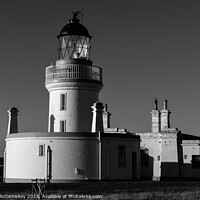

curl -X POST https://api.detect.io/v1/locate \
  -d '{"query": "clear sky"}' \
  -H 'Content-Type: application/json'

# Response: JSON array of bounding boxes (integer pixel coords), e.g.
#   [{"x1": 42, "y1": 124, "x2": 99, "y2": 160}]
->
[{"x1": 1, "y1": 0, "x2": 200, "y2": 155}]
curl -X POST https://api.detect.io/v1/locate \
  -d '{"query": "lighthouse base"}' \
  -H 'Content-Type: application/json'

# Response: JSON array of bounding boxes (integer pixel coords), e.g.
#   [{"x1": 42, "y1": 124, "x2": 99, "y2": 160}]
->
[{"x1": 5, "y1": 132, "x2": 140, "y2": 182}]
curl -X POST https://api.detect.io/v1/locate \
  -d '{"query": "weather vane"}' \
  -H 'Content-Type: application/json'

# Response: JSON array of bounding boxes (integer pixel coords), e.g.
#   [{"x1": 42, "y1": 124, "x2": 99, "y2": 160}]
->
[
  {"x1": 71, "y1": 10, "x2": 84, "y2": 24},
  {"x1": 72, "y1": 11, "x2": 81, "y2": 20}
]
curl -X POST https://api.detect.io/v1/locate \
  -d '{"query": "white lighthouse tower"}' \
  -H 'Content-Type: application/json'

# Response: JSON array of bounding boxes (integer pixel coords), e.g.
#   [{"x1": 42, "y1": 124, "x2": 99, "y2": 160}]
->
[
  {"x1": 4, "y1": 12, "x2": 140, "y2": 183},
  {"x1": 46, "y1": 12, "x2": 103, "y2": 132}
]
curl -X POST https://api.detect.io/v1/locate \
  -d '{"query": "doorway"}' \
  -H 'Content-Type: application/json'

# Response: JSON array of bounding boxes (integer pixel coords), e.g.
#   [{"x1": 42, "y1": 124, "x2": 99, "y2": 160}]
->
[
  {"x1": 47, "y1": 146, "x2": 52, "y2": 182},
  {"x1": 132, "y1": 152, "x2": 137, "y2": 180}
]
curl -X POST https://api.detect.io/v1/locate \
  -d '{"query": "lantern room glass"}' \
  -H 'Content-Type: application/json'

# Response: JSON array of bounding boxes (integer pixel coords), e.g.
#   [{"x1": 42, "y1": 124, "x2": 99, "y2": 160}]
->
[{"x1": 58, "y1": 35, "x2": 90, "y2": 60}]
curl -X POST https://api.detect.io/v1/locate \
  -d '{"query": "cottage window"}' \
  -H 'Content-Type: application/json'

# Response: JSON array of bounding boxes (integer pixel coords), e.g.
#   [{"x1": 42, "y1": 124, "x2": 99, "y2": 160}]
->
[
  {"x1": 192, "y1": 155, "x2": 200, "y2": 168},
  {"x1": 118, "y1": 146, "x2": 126, "y2": 168}
]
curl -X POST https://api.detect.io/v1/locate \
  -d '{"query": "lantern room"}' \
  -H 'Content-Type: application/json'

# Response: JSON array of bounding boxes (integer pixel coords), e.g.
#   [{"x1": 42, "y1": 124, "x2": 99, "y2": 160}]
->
[{"x1": 57, "y1": 11, "x2": 91, "y2": 60}]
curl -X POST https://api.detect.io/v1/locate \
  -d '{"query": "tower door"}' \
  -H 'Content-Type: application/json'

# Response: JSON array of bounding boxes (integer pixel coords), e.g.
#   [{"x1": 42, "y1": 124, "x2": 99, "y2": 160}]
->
[
  {"x1": 132, "y1": 152, "x2": 137, "y2": 180},
  {"x1": 47, "y1": 146, "x2": 52, "y2": 182}
]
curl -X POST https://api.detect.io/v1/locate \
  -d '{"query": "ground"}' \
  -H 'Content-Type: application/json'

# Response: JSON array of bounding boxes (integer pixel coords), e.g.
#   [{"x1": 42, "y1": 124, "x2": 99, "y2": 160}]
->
[{"x1": 0, "y1": 181, "x2": 200, "y2": 199}]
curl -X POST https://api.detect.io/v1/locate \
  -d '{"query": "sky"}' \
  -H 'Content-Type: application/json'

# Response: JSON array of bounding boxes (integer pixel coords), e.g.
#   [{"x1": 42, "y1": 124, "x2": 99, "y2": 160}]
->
[{"x1": 1, "y1": 0, "x2": 200, "y2": 155}]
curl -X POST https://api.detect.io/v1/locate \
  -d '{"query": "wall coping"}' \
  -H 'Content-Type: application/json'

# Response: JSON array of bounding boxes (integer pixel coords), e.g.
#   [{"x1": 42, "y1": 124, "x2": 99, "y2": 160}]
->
[{"x1": 6, "y1": 132, "x2": 140, "y2": 140}]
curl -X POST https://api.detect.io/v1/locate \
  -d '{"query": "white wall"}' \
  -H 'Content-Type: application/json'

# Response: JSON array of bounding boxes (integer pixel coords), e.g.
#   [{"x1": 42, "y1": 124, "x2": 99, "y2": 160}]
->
[
  {"x1": 161, "y1": 134, "x2": 179, "y2": 178},
  {"x1": 5, "y1": 133, "x2": 140, "y2": 182},
  {"x1": 5, "y1": 134, "x2": 99, "y2": 182},
  {"x1": 48, "y1": 88, "x2": 99, "y2": 132},
  {"x1": 181, "y1": 142, "x2": 200, "y2": 178},
  {"x1": 138, "y1": 133, "x2": 162, "y2": 180},
  {"x1": 138, "y1": 132, "x2": 180, "y2": 180}
]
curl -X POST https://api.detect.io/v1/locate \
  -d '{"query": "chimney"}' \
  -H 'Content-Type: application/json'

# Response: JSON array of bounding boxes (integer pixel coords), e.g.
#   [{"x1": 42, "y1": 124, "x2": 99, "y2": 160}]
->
[
  {"x1": 102, "y1": 104, "x2": 111, "y2": 129},
  {"x1": 151, "y1": 98, "x2": 160, "y2": 133},
  {"x1": 160, "y1": 100, "x2": 171, "y2": 130},
  {"x1": 7, "y1": 107, "x2": 19, "y2": 134},
  {"x1": 91, "y1": 102, "x2": 104, "y2": 133},
  {"x1": 154, "y1": 98, "x2": 158, "y2": 110},
  {"x1": 164, "y1": 99, "x2": 168, "y2": 110}
]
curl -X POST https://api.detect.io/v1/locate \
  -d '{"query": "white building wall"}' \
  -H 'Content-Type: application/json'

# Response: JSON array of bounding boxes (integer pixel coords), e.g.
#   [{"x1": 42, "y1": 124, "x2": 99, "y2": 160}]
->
[
  {"x1": 48, "y1": 88, "x2": 99, "y2": 132},
  {"x1": 6, "y1": 140, "x2": 46, "y2": 179},
  {"x1": 161, "y1": 133, "x2": 179, "y2": 178},
  {"x1": 181, "y1": 142, "x2": 200, "y2": 178},
  {"x1": 5, "y1": 133, "x2": 140, "y2": 182},
  {"x1": 5, "y1": 134, "x2": 99, "y2": 182},
  {"x1": 137, "y1": 133, "x2": 162, "y2": 180}
]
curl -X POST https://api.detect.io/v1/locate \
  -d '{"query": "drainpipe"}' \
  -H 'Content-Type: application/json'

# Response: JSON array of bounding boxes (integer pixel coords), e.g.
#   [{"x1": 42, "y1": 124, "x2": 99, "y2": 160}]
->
[
  {"x1": 98, "y1": 131, "x2": 101, "y2": 180},
  {"x1": 3, "y1": 148, "x2": 6, "y2": 182}
]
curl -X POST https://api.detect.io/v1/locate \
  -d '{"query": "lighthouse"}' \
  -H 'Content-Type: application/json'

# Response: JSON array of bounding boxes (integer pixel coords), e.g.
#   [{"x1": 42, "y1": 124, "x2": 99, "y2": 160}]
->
[
  {"x1": 4, "y1": 12, "x2": 140, "y2": 183},
  {"x1": 45, "y1": 11, "x2": 103, "y2": 132}
]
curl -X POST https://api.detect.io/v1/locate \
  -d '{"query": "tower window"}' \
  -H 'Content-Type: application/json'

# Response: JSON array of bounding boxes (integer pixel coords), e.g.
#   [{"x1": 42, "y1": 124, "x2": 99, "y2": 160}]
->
[
  {"x1": 184, "y1": 155, "x2": 187, "y2": 160},
  {"x1": 39, "y1": 145, "x2": 45, "y2": 156},
  {"x1": 157, "y1": 155, "x2": 161, "y2": 161},
  {"x1": 60, "y1": 94, "x2": 67, "y2": 110},
  {"x1": 60, "y1": 120, "x2": 66, "y2": 132},
  {"x1": 118, "y1": 146, "x2": 126, "y2": 168}
]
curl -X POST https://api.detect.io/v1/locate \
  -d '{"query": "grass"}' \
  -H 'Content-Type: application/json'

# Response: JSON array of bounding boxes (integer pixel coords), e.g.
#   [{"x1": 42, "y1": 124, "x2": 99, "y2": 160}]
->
[{"x1": 1, "y1": 181, "x2": 200, "y2": 199}]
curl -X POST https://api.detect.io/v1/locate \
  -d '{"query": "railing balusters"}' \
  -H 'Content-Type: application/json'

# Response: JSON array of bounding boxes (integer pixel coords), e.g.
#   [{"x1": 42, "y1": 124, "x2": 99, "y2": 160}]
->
[{"x1": 45, "y1": 64, "x2": 102, "y2": 84}]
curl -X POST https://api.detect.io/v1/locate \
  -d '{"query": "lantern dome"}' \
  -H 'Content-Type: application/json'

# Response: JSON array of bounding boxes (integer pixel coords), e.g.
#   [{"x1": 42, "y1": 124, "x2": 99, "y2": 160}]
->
[
  {"x1": 57, "y1": 12, "x2": 91, "y2": 39},
  {"x1": 57, "y1": 11, "x2": 92, "y2": 60}
]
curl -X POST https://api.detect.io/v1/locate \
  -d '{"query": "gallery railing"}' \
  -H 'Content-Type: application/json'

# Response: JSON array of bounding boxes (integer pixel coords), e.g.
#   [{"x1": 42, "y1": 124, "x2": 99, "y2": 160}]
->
[{"x1": 46, "y1": 64, "x2": 102, "y2": 84}]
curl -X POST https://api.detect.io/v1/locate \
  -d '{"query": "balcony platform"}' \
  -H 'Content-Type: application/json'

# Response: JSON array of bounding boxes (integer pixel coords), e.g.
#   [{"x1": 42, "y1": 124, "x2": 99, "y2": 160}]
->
[{"x1": 45, "y1": 64, "x2": 102, "y2": 85}]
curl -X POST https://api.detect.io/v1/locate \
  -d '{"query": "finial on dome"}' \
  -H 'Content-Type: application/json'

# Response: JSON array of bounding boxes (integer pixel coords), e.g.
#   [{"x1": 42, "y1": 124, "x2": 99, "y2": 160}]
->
[{"x1": 70, "y1": 11, "x2": 81, "y2": 23}]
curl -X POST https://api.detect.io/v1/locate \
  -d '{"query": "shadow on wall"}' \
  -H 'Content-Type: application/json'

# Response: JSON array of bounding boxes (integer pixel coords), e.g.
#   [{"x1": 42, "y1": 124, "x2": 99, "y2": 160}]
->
[
  {"x1": 180, "y1": 163, "x2": 200, "y2": 180},
  {"x1": 141, "y1": 155, "x2": 154, "y2": 180},
  {"x1": 161, "y1": 162, "x2": 200, "y2": 180},
  {"x1": 75, "y1": 168, "x2": 87, "y2": 177},
  {"x1": 0, "y1": 157, "x2": 3, "y2": 182},
  {"x1": 161, "y1": 162, "x2": 179, "y2": 179},
  {"x1": 50, "y1": 115, "x2": 55, "y2": 132},
  {"x1": 161, "y1": 140, "x2": 182, "y2": 179},
  {"x1": 161, "y1": 139, "x2": 200, "y2": 180}
]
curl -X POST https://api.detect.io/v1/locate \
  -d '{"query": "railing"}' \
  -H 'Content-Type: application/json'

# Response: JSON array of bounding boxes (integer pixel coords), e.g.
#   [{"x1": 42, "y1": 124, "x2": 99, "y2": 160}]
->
[{"x1": 45, "y1": 64, "x2": 102, "y2": 84}]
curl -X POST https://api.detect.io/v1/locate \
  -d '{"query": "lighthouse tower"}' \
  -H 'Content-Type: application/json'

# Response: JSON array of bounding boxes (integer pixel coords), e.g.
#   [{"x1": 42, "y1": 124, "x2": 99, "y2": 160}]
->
[
  {"x1": 5, "y1": 12, "x2": 141, "y2": 183},
  {"x1": 45, "y1": 12, "x2": 103, "y2": 132}
]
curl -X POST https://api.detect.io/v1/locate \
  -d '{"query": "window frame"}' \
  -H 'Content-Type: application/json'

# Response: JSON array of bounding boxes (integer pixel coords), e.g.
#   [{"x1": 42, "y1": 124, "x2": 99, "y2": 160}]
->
[
  {"x1": 60, "y1": 93, "x2": 67, "y2": 111},
  {"x1": 192, "y1": 155, "x2": 200, "y2": 169},
  {"x1": 118, "y1": 145, "x2": 126, "y2": 168},
  {"x1": 39, "y1": 144, "x2": 45, "y2": 157},
  {"x1": 60, "y1": 120, "x2": 66, "y2": 132}
]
